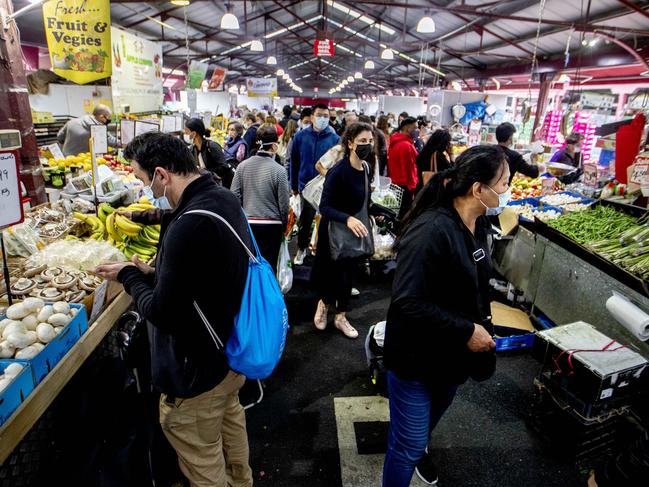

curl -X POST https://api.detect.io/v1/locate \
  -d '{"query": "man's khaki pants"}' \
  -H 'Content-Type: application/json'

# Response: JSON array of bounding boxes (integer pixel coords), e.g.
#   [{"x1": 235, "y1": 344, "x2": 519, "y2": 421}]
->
[{"x1": 159, "y1": 371, "x2": 253, "y2": 487}]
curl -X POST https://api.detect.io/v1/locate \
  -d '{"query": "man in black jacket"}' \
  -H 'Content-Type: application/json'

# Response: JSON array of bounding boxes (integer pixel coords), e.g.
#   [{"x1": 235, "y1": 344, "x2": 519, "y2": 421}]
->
[
  {"x1": 496, "y1": 122, "x2": 541, "y2": 183},
  {"x1": 95, "y1": 132, "x2": 253, "y2": 487},
  {"x1": 242, "y1": 113, "x2": 260, "y2": 151}
]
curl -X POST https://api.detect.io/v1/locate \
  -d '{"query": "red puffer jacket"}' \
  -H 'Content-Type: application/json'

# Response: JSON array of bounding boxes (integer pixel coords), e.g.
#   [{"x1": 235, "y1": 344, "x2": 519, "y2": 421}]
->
[{"x1": 388, "y1": 132, "x2": 419, "y2": 191}]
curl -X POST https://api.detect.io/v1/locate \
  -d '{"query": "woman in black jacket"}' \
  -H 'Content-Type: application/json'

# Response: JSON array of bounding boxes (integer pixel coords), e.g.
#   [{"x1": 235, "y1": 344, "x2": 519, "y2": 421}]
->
[
  {"x1": 312, "y1": 122, "x2": 375, "y2": 339},
  {"x1": 415, "y1": 129, "x2": 452, "y2": 192},
  {"x1": 382, "y1": 145, "x2": 510, "y2": 487},
  {"x1": 184, "y1": 118, "x2": 233, "y2": 187}
]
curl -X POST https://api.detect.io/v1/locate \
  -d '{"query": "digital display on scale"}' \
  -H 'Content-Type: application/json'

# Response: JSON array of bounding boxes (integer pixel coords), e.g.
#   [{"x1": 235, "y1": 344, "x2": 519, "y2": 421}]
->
[{"x1": 0, "y1": 130, "x2": 22, "y2": 150}]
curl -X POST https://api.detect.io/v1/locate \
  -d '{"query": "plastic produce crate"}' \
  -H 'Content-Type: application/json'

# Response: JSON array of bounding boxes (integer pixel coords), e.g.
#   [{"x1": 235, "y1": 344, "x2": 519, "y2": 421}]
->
[
  {"x1": 507, "y1": 198, "x2": 562, "y2": 222},
  {"x1": 27, "y1": 303, "x2": 89, "y2": 384},
  {"x1": 493, "y1": 324, "x2": 536, "y2": 352},
  {"x1": 0, "y1": 360, "x2": 35, "y2": 426}
]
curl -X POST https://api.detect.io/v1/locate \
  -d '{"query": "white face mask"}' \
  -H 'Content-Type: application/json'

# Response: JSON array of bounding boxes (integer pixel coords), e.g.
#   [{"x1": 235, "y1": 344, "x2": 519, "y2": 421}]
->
[
  {"x1": 183, "y1": 133, "x2": 194, "y2": 145},
  {"x1": 314, "y1": 116, "x2": 329, "y2": 131},
  {"x1": 479, "y1": 185, "x2": 512, "y2": 216}
]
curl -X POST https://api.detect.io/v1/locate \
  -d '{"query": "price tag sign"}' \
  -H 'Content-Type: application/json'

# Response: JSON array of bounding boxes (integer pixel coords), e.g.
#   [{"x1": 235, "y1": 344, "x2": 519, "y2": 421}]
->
[
  {"x1": 90, "y1": 124, "x2": 108, "y2": 154},
  {"x1": 120, "y1": 119, "x2": 136, "y2": 146},
  {"x1": 0, "y1": 152, "x2": 24, "y2": 229},
  {"x1": 583, "y1": 163, "x2": 598, "y2": 188},
  {"x1": 541, "y1": 177, "x2": 556, "y2": 195},
  {"x1": 43, "y1": 143, "x2": 65, "y2": 160},
  {"x1": 161, "y1": 115, "x2": 176, "y2": 133},
  {"x1": 89, "y1": 280, "x2": 108, "y2": 322},
  {"x1": 630, "y1": 159, "x2": 649, "y2": 187}
]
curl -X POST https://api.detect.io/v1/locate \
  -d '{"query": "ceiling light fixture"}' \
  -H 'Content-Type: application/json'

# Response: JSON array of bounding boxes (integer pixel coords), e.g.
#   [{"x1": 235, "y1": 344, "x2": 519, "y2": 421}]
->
[
  {"x1": 282, "y1": 73, "x2": 290, "y2": 80},
  {"x1": 266, "y1": 56, "x2": 277, "y2": 65},
  {"x1": 354, "y1": 72, "x2": 362, "y2": 79},
  {"x1": 381, "y1": 48, "x2": 394, "y2": 60},
  {"x1": 250, "y1": 40, "x2": 264, "y2": 52},
  {"x1": 170, "y1": 0, "x2": 190, "y2": 6},
  {"x1": 276, "y1": 69, "x2": 285, "y2": 76},
  {"x1": 221, "y1": 5, "x2": 240, "y2": 30},
  {"x1": 416, "y1": 16, "x2": 436, "y2": 33},
  {"x1": 364, "y1": 60, "x2": 375, "y2": 70},
  {"x1": 347, "y1": 76, "x2": 354, "y2": 82}
]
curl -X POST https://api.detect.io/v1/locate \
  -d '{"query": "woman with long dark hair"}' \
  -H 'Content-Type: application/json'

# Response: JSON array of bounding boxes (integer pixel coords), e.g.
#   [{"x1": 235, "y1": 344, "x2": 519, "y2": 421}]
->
[
  {"x1": 415, "y1": 129, "x2": 453, "y2": 192},
  {"x1": 382, "y1": 145, "x2": 509, "y2": 487},
  {"x1": 312, "y1": 122, "x2": 375, "y2": 339}
]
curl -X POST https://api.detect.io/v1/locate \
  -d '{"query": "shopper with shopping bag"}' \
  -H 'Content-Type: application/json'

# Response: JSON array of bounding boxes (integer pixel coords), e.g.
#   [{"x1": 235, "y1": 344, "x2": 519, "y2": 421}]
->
[
  {"x1": 94, "y1": 132, "x2": 254, "y2": 487},
  {"x1": 382, "y1": 145, "x2": 508, "y2": 487},
  {"x1": 290, "y1": 103, "x2": 340, "y2": 266},
  {"x1": 231, "y1": 125, "x2": 290, "y2": 274},
  {"x1": 312, "y1": 122, "x2": 375, "y2": 339}
]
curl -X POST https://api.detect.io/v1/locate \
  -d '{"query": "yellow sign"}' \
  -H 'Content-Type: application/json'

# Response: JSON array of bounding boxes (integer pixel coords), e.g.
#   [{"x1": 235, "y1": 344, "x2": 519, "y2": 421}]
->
[{"x1": 42, "y1": 0, "x2": 112, "y2": 84}]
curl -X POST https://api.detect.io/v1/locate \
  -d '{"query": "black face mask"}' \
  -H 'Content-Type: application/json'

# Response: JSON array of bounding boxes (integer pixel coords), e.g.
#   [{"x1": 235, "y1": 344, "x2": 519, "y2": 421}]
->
[{"x1": 355, "y1": 143, "x2": 373, "y2": 161}]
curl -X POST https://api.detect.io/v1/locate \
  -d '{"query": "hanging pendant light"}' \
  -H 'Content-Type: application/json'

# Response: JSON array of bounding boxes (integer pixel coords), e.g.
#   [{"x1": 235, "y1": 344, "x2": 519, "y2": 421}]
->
[
  {"x1": 364, "y1": 60, "x2": 375, "y2": 70},
  {"x1": 266, "y1": 56, "x2": 277, "y2": 65},
  {"x1": 276, "y1": 69, "x2": 285, "y2": 76},
  {"x1": 416, "y1": 16, "x2": 436, "y2": 33},
  {"x1": 221, "y1": 5, "x2": 239, "y2": 30},
  {"x1": 170, "y1": 0, "x2": 190, "y2": 6},
  {"x1": 381, "y1": 48, "x2": 394, "y2": 60},
  {"x1": 347, "y1": 75, "x2": 354, "y2": 82},
  {"x1": 282, "y1": 73, "x2": 290, "y2": 80},
  {"x1": 250, "y1": 40, "x2": 264, "y2": 52},
  {"x1": 354, "y1": 72, "x2": 362, "y2": 79}
]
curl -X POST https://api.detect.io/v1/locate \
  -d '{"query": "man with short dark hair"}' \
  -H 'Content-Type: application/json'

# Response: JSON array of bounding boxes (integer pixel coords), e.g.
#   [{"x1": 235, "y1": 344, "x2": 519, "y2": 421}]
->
[
  {"x1": 496, "y1": 122, "x2": 540, "y2": 183},
  {"x1": 299, "y1": 107, "x2": 313, "y2": 130},
  {"x1": 290, "y1": 103, "x2": 340, "y2": 265},
  {"x1": 57, "y1": 104, "x2": 120, "y2": 156},
  {"x1": 94, "y1": 132, "x2": 253, "y2": 487},
  {"x1": 388, "y1": 117, "x2": 419, "y2": 218}
]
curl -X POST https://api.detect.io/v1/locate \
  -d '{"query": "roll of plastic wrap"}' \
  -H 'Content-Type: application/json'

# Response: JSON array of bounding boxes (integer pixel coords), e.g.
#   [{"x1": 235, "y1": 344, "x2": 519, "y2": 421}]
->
[{"x1": 606, "y1": 295, "x2": 649, "y2": 341}]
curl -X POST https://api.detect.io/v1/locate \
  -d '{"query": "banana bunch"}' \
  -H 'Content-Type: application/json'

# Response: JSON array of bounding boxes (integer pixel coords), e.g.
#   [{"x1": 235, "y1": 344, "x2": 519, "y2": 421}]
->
[
  {"x1": 100, "y1": 201, "x2": 161, "y2": 261},
  {"x1": 73, "y1": 211, "x2": 106, "y2": 240}
]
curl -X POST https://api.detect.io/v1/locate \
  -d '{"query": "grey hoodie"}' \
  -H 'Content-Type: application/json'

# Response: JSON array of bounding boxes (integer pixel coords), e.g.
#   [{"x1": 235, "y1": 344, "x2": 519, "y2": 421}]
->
[{"x1": 57, "y1": 115, "x2": 119, "y2": 156}]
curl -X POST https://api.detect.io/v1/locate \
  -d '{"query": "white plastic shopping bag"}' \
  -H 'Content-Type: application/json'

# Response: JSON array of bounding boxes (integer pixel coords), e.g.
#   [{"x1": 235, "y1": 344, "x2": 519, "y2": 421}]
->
[
  {"x1": 277, "y1": 238, "x2": 293, "y2": 294},
  {"x1": 302, "y1": 174, "x2": 325, "y2": 211},
  {"x1": 289, "y1": 194, "x2": 302, "y2": 220}
]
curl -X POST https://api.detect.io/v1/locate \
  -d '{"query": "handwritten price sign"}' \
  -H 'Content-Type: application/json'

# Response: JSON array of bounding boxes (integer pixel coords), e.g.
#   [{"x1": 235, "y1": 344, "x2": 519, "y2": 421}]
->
[{"x1": 0, "y1": 152, "x2": 24, "y2": 229}]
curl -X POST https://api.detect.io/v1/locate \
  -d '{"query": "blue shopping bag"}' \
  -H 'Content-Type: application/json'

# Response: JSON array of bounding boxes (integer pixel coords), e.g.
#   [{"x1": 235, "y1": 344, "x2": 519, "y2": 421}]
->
[{"x1": 186, "y1": 210, "x2": 289, "y2": 379}]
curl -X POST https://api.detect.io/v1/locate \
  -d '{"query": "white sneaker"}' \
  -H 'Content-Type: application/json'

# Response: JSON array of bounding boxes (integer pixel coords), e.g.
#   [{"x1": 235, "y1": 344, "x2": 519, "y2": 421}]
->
[
  {"x1": 335, "y1": 315, "x2": 359, "y2": 339},
  {"x1": 294, "y1": 249, "x2": 307, "y2": 266},
  {"x1": 351, "y1": 288, "x2": 360, "y2": 297}
]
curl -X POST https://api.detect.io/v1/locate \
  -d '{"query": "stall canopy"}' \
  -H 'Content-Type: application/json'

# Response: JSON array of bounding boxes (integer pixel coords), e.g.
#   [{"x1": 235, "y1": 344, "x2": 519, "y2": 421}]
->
[{"x1": 13, "y1": 0, "x2": 649, "y2": 95}]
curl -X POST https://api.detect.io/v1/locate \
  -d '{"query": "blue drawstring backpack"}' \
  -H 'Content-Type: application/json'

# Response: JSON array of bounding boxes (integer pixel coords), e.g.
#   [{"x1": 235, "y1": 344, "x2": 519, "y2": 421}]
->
[{"x1": 185, "y1": 209, "x2": 289, "y2": 380}]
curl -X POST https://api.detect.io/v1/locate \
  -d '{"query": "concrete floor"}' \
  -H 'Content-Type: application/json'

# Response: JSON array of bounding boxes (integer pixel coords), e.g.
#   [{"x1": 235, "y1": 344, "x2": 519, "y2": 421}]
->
[{"x1": 245, "y1": 266, "x2": 586, "y2": 487}]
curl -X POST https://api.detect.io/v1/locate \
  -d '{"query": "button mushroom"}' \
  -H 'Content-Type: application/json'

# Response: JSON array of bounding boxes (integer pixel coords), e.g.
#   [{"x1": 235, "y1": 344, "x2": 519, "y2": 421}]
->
[
  {"x1": 36, "y1": 287, "x2": 66, "y2": 301},
  {"x1": 23, "y1": 263, "x2": 47, "y2": 278},
  {"x1": 40, "y1": 267, "x2": 64, "y2": 282},
  {"x1": 52, "y1": 273, "x2": 78, "y2": 290},
  {"x1": 10, "y1": 278, "x2": 37, "y2": 296}
]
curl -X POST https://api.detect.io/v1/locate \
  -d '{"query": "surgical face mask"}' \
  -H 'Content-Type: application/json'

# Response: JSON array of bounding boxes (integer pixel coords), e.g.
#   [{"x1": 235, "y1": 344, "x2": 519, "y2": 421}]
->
[
  {"x1": 142, "y1": 171, "x2": 172, "y2": 210},
  {"x1": 480, "y1": 185, "x2": 512, "y2": 216},
  {"x1": 314, "y1": 116, "x2": 329, "y2": 131},
  {"x1": 354, "y1": 143, "x2": 373, "y2": 161},
  {"x1": 183, "y1": 133, "x2": 194, "y2": 145}
]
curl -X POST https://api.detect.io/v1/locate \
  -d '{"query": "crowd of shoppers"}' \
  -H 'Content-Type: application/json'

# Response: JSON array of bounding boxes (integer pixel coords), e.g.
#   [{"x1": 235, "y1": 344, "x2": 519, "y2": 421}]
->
[{"x1": 93, "y1": 103, "x2": 558, "y2": 486}]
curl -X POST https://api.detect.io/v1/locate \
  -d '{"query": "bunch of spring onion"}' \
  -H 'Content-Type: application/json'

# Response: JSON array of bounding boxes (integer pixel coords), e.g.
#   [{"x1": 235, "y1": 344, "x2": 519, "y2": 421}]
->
[
  {"x1": 547, "y1": 206, "x2": 638, "y2": 245},
  {"x1": 589, "y1": 223, "x2": 649, "y2": 279}
]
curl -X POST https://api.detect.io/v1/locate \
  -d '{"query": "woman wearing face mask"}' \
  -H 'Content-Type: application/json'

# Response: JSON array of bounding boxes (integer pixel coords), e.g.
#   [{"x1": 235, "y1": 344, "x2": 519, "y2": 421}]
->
[
  {"x1": 550, "y1": 132, "x2": 583, "y2": 168},
  {"x1": 312, "y1": 122, "x2": 375, "y2": 339},
  {"x1": 382, "y1": 145, "x2": 509, "y2": 487},
  {"x1": 230, "y1": 125, "x2": 290, "y2": 273},
  {"x1": 415, "y1": 129, "x2": 453, "y2": 193},
  {"x1": 184, "y1": 118, "x2": 231, "y2": 185}
]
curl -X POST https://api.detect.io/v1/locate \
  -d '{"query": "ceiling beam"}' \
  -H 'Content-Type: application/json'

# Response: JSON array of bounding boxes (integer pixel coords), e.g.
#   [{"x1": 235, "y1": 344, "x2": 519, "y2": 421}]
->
[{"x1": 615, "y1": 0, "x2": 649, "y2": 20}]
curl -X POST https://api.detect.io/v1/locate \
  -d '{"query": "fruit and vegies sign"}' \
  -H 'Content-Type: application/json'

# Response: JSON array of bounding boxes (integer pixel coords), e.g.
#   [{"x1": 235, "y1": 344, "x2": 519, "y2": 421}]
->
[{"x1": 42, "y1": 0, "x2": 112, "y2": 84}]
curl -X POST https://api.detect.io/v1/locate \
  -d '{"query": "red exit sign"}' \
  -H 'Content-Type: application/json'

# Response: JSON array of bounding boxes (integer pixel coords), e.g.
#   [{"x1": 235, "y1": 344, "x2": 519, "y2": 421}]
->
[{"x1": 314, "y1": 39, "x2": 334, "y2": 57}]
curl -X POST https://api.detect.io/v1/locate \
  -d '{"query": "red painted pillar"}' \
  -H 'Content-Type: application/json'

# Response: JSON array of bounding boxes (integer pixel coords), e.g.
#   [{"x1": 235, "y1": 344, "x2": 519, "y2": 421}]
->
[{"x1": 0, "y1": 1, "x2": 47, "y2": 204}]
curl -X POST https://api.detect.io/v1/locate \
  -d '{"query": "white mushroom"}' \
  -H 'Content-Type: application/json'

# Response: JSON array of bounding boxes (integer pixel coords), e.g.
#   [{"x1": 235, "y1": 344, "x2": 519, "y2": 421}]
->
[
  {"x1": 0, "y1": 378, "x2": 11, "y2": 393},
  {"x1": 22, "y1": 314, "x2": 39, "y2": 331},
  {"x1": 22, "y1": 297, "x2": 45, "y2": 312},
  {"x1": 48, "y1": 313, "x2": 70, "y2": 327},
  {"x1": 6, "y1": 303, "x2": 30, "y2": 320},
  {"x1": 37, "y1": 305, "x2": 54, "y2": 323},
  {"x1": 53, "y1": 327, "x2": 63, "y2": 335},
  {"x1": 52, "y1": 302, "x2": 70, "y2": 314},
  {"x1": 36, "y1": 323, "x2": 56, "y2": 343},
  {"x1": 15, "y1": 345, "x2": 40, "y2": 359},
  {"x1": 32, "y1": 342, "x2": 45, "y2": 352},
  {"x1": 0, "y1": 319, "x2": 13, "y2": 336},
  {"x1": 3, "y1": 363, "x2": 24, "y2": 378},
  {"x1": 2, "y1": 321, "x2": 27, "y2": 340},
  {"x1": 0, "y1": 340, "x2": 15, "y2": 358},
  {"x1": 6, "y1": 330, "x2": 37, "y2": 349}
]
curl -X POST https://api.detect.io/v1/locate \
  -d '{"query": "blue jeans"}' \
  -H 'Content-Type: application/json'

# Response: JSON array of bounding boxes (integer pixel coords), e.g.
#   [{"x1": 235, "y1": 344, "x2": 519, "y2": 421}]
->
[{"x1": 382, "y1": 370, "x2": 458, "y2": 487}]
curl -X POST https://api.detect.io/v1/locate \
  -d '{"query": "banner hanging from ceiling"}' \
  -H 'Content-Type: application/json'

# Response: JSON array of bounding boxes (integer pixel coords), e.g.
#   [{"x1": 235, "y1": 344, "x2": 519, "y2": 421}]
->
[
  {"x1": 208, "y1": 66, "x2": 228, "y2": 91},
  {"x1": 187, "y1": 61, "x2": 209, "y2": 90},
  {"x1": 314, "y1": 39, "x2": 334, "y2": 57},
  {"x1": 110, "y1": 26, "x2": 163, "y2": 113},
  {"x1": 42, "y1": 0, "x2": 112, "y2": 84},
  {"x1": 246, "y1": 78, "x2": 278, "y2": 97}
]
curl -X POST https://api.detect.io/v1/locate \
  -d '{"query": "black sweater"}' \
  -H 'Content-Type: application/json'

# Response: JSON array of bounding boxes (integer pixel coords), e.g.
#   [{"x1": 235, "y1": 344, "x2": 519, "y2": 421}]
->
[
  {"x1": 501, "y1": 145, "x2": 539, "y2": 183},
  {"x1": 118, "y1": 174, "x2": 250, "y2": 398},
  {"x1": 415, "y1": 150, "x2": 451, "y2": 191},
  {"x1": 384, "y1": 206, "x2": 495, "y2": 386}
]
